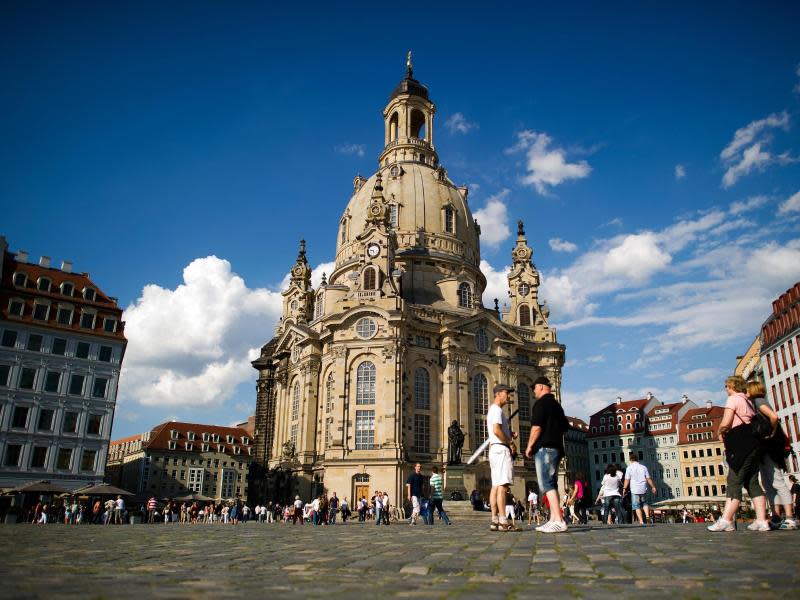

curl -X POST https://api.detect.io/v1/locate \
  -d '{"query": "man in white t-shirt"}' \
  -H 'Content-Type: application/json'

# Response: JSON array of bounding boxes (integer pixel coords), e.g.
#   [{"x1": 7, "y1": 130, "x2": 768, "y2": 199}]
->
[
  {"x1": 623, "y1": 453, "x2": 656, "y2": 525},
  {"x1": 527, "y1": 491, "x2": 540, "y2": 525},
  {"x1": 487, "y1": 383, "x2": 517, "y2": 531}
]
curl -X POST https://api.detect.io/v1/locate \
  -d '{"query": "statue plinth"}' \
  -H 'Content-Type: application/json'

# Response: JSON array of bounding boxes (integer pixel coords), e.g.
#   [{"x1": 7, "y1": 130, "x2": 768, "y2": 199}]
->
[{"x1": 444, "y1": 464, "x2": 467, "y2": 499}]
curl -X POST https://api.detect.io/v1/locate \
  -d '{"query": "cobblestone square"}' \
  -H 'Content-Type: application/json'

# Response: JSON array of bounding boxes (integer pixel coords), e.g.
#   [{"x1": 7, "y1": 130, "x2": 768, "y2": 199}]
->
[{"x1": 3, "y1": 521, "x2": 798, "y2": 599}]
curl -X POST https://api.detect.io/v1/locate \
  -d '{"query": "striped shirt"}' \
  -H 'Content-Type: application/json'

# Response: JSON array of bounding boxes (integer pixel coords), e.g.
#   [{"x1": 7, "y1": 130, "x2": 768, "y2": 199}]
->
[{"x1": 430, "y1": 473, "x2": 444, "y2": 499}]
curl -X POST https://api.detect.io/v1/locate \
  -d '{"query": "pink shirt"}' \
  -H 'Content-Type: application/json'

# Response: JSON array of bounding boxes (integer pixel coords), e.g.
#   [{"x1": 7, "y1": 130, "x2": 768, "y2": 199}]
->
[{"x1": 725, "y1": 392, "x2": 755, "y2": 428}]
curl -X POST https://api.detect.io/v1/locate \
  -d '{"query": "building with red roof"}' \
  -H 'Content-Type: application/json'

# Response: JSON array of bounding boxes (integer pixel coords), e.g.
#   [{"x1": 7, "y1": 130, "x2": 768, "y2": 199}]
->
[
  {"x1": 677, "y1": 403, "x2": 727, "y2": 504},
  {"x1": 107, "y1": 421, "x2": 253, "y2": 501},
  {"x1": 0, "y1": 237, "x2": 126, "y2": 491}
]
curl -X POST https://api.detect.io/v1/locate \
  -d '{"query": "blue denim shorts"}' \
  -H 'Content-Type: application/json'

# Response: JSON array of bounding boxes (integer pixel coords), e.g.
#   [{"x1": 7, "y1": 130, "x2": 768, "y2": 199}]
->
[
  {"x1": 631, "y1": 493, "x2": 647, "y2": 510},
  {"x1": 534, "y1": 447, "x2": 560, "y2": 494}
]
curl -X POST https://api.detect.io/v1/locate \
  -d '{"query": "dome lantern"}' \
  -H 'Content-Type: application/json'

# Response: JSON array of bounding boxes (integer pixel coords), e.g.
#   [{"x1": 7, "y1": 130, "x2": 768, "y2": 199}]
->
[{"x1": 379, "y1": 52, "x2": 438, "y2": 168}]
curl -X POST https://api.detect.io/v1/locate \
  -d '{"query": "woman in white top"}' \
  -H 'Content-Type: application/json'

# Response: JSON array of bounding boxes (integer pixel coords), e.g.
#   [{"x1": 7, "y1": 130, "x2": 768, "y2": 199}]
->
[{"x1": 595, "y1": 464, "x2": 623, "y2": 525}]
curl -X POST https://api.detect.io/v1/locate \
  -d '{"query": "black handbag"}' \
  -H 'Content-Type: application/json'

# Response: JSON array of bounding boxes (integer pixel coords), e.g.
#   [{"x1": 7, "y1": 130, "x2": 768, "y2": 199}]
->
[{"x1": 747, "y1": 398, "x2": 773, "y2": 440}]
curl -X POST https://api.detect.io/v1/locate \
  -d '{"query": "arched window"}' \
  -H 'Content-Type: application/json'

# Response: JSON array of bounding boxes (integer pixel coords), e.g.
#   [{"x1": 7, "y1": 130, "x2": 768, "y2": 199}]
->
[
  {"x1": 473, "y1": 373, "x2": 489, "y2": 447},
  {"x1": 410, "y1": 109, "x2": 426, "y2": 139},
  {"x1": 389, "y1": 204, "x2": 398, "y2": 228},
  {"x1": 340, "y1": 220, "x2": 348, "y2": 245},
  {"x1": 356, "y1": 361, "x2": 376, "y2": 405},
  {"x1": 414, "y1": 368, "x2": 430, "y2": 409},
  {"x1": 458, "y1": 282, "x2": 472, "y2": 308},
  {"x1": 518, "y1": 383, "x2": 531, "y2": 421},
  {"x1": 389, "y1": 112, "x2": 399, "y2": 142},
  {"x1": 291, "y1": 382, "x2": 300, "y2": 421},
  {"x1": 519, "y1": 304, "x2": 531, "y2": 326},
  {"x1": 444, "y1": 206, "x2": 454, "y2": 234},
  {"x1": 363, "y1": 267, "x2": 377, "y2": 291},
  {"x1": 38, "y1": 278, "x2": 51, "y2": 292},
  {"x1": 315, "y1": 292, "x2": 324, "y2": 320},
  {"x1": 326, "y1": 372, "x2": 335, "y2": 414}
]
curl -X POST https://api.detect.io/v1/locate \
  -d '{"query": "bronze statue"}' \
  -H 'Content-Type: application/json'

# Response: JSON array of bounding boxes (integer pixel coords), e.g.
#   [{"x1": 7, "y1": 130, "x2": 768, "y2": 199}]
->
[{"x1": 448, "y1": 420, "x2": 465, "y2": 464}]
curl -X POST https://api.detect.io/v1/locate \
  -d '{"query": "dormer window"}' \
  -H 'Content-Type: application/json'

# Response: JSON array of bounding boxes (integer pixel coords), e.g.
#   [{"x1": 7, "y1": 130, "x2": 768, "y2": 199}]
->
[
  {"x1": 103, "y1": 318, "x2": 117, "y2": 333},
  {"x1": 187, "y1": 431, "x2": 195, "y2": 441},
  {"x1": 226, "y1": 435, "x2": 234, "y2": 444},
  {"x1": 83, "y1": 287, "x2": 96, "y2": 301},
  {"x1": 444, "y1": 206, "x2": 455, "y2": 234},
  {"x1": 8, "y1": 299, "x2": 24, "y2": 317},
  {"x1": 13, "y1": 272, "x2": 27, "y2": 287},
  {"x1": 212, "y1": 433, "x2": 219, "y2": 443},
  {"x1": 242, "y1": 437, "x2": 249, "y2": 445},
  {"x1": 170, "y1": 429, "x2": 179, "y2": 440},
  {"x1": 168, "y1": 440, "x2": 177, "y2": 450},
  {"x1": 61, "y1": 282, "x2": 74, "y2": 296},
  {"x1": 233, "y1": 446, "x2": 241, "y2": 455},
  {"x1": 218, "y1": 444, "x2": 226, "y2": 453},
  {"x1": 185, "y1": 442, "x2": 194, "y2": 451},
  {"x1": 37, "y1": 277, "x2": 51, "y2": 292},
  {"x1": 80, "y1": 310, "x2": 96, "y2": 329},
  {"x1": 33, "y1": 301, "x2": 50, "y2": 321},
  {"x1": 201, "y1": 443, "x2": 210, "y2": 452},
  {"x1": 203, "y1": 432, "x2": 210, "y2": 442}
]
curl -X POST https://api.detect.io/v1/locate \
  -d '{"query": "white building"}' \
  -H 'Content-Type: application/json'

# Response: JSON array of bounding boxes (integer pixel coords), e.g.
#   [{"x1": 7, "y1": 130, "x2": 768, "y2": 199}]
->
[
  {"x1": 644, "y1": 397, "x2": 696, "y2": 501},
  {"x1": 0, "y1": 237, "x2": 127, "y2": 490},
  {"x1": 760, "y1": 281, "x2": 800, "y2": 475}
]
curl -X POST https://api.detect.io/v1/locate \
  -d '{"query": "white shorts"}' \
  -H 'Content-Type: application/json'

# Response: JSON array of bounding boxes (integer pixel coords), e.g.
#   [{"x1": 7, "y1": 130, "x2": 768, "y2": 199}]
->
[
  {"x1": 489, "y1": 444, "x2": 513, "y2": 486},
  {"x1": 411, "y1": 496, "x2": 420, "y2": 516}
]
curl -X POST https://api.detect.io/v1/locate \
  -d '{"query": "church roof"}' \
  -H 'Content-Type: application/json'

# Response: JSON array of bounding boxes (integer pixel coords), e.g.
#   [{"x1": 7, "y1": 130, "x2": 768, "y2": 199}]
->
[{"x1": 389, "y1": 74, "x2": 430, "y2": 101}]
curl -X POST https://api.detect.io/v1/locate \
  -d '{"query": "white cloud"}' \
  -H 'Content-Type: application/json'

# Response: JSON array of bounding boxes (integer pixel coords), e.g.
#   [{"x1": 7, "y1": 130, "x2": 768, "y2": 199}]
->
[
  {"x1": 729, "y1": 195, "x2": 768, "y2": 215},
  {"x1": 681, "y1": 368, "x2": 721, "y2": 384},
  {"x1": 311, "y1": 261, "x2": 337, "y2": 288},
  {"x1": 507, "y1": 130, "x2": 591, "y2": 194},
  {"x1": 586, "y1": 354, "x2": 605, "y2": 364},
  {"x1": 480, "y1": 260, "x2": 510, "y2": 310},
  {"x1": 720, "y1": 111, "x2": 791, "y2": 188},
  {"x1": 474, "y1": 190, "x2": 511, "y2": 248},
  {"x1": 120, "y1": 256, "x2": 283, "y2": 407},
  {"x1": 778, "y1": 190, "x2": 800, "y2": 215},
  {"x1": 603, "y1": 233, "x2": 672, "y2": 282},
  {"x1": 601, "y1": 217, "x2": 623, "y2": 229},
  {"x1": 445, "y1": 112, "x2": 478, "y2": 134},
  {"x1": 674, "y1": 164, "x2": 686, "y2": 180},
  {"x1": 549, "y1": 238, "x2": 578, "y2": 253},
  {"x1": 334, "y1": 143, "x2": 365, "y2": 157}
]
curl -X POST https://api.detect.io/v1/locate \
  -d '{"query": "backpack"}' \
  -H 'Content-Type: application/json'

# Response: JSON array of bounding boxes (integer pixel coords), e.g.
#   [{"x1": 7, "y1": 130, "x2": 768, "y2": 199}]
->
[{"x1": 746, "y1": 397, "x2": 773, "y2": 440}]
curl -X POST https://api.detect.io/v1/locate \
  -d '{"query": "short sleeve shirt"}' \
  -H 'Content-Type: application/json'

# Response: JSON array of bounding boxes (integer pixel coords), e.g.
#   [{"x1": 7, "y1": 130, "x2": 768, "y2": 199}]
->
[
  {"x1": 624, "y1": 461, "x2": 651, "y2": 495},
  {"x1": 487, "y1": 404, "x2": 510, "y2": 444},
  {"x1": 725, "y1": 392, "x2": 755, "y2": 428},
  {"x1": 406, "y1": 472, "x2": 424, "y2": 497},
  {"x1": 529, "y1": 393, "x2": 567, "y2": 454}
]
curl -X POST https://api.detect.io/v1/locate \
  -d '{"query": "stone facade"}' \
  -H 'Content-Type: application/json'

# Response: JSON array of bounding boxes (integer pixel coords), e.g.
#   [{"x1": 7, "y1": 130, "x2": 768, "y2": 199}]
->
[{"x1": 251, "y1": 59, "x2": 565, "y2": 506}]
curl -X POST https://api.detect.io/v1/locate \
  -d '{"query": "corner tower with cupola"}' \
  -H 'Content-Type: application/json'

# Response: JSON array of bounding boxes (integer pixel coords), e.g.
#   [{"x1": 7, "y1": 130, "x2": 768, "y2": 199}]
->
[{"x1": 251, "y1": 55, "x2": 566, "y2": 506}]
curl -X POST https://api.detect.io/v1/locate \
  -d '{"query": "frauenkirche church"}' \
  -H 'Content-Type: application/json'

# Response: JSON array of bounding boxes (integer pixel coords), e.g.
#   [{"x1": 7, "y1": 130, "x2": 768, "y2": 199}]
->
[{"x1": 251, "y1": 56, "x2": 565, "y2": 505}]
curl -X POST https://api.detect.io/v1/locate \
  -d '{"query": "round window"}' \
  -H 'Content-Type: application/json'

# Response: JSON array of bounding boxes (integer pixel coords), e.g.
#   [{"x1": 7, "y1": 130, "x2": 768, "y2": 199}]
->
[
  {"x1": 475, "y1": 328, "x2": 490, "y2": 353},
  {"x1": 356, "y1": 317, "x2": 377, "y2": 339}
]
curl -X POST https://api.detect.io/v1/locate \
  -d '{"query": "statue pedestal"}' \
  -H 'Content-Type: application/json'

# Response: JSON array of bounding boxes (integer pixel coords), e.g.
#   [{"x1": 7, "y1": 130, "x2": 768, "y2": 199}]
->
[{"x1": 444, "y1": 464, "x2": 467, "y2": 500}]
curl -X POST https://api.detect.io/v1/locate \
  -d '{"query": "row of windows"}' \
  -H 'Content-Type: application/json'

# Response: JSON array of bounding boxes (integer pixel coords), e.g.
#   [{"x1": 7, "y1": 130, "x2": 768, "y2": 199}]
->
[
  {"x1": 3, "y1": 444, "x2": 98, "y2": 472},
  {"x1": 4, "y1": 404, "x2": 104, "y2": 435},
  {"x1": 764, "y1": 334, "x2": 799, "y2": 378},
  {"x1": 168, "y1": 429, "x2": 248, "y2": 445},
  {"x1": 683, "y1": 447, "x2": 723, "y2": 459},
  {"x1": 685, "y1": 464, "x2": 726, "y2": 478},
  {"x1": 592, "y1": 422, "x2": 643, "y2": 433},
  {"x1": 686, "y1": 484, "x2": 726, "y2": 497},
  {"x1": 166, "y1": 440, "x2": 251, "y2": 455},
  {"x1": 6, "y1": 300, "x2": 117, "y2": 332},
  {"x1": 0, "y1": 366, "x2": 110, "y2": 398},
  {"x1": 771, "y1": 373, "x2": 800, "y2": 413},
  {"x1": 12, "y1": 272, "x2": 96, "y2": 301},
  {"x1": 0, "y1": 330, "x2": 115, "y2": 361}
]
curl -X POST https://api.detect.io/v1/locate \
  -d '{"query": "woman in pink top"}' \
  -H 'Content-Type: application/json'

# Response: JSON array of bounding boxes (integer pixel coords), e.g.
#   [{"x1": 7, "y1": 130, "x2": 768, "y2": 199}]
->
[{"x1": 708, "y1": 375, "x2": 768, "y2": 532}]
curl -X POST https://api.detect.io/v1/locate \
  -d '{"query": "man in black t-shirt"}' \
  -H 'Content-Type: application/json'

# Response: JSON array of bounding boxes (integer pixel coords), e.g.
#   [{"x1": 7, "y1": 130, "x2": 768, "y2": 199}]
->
[
  {"x1": 525, "y1": 376, "x2": 569, "y2": 533},
  {"x1": 406, "y1": 463, "x2": 425, "y2": 525}
]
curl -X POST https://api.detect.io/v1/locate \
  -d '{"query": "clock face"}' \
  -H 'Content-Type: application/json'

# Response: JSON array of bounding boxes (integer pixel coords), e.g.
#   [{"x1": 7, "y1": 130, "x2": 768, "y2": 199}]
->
[{"x1": 367, "y1": 243, "x2": 380, "y2": 258}]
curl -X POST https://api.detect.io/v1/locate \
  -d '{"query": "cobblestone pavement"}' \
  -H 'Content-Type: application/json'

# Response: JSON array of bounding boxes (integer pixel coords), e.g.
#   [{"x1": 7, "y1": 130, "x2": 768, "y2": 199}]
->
[{"x1": 2, "y1": 521, "x2": 799, "y2": 599}]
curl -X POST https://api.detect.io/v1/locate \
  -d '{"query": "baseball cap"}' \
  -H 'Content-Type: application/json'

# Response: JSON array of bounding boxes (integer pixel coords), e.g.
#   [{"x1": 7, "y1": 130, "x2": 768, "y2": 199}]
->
[
  {"x1": 533, "y1": 376, "x2": 552, "y2": 387},
  {"x1": 493, "y1": 383, "x2": 515, "y2": 394}
]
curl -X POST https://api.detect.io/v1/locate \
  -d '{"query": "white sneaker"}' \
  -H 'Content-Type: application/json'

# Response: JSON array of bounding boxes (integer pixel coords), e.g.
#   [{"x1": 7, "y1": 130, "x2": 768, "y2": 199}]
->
[
  {"x1": 536, "y1": 520, "x2": 568, "y2": 533},
  {"x1": 779, "y1": 519, "x2": 797, "y2": 530},
  {"x1": 707, "y1": 519, "x2": 735, "y2": 532},
  {"x1": 746, "y1": 520, "x2": 771, "y2": 531}
]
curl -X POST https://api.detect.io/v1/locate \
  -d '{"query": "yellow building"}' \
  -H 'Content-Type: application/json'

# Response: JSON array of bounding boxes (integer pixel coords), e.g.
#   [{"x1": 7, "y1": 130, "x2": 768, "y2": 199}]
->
[
  {"x1": 678, "y1": 404, "x2": 727, "y2": 507},
  {"x1": 251, "y1": 56, "x2": 565, "y2": 506}
]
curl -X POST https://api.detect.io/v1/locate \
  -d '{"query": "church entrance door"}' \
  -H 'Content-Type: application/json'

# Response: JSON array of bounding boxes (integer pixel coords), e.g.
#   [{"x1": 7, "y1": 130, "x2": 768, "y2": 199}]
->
[{"x1": 354, "y1": 484, "x2": 370, "y2": 504}]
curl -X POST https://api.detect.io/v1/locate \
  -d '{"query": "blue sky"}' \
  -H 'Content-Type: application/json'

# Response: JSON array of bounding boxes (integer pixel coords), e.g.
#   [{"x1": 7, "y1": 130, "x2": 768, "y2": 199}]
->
[{"x1": 2, "y1": 2, "x2": 800, "y2": 439}]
